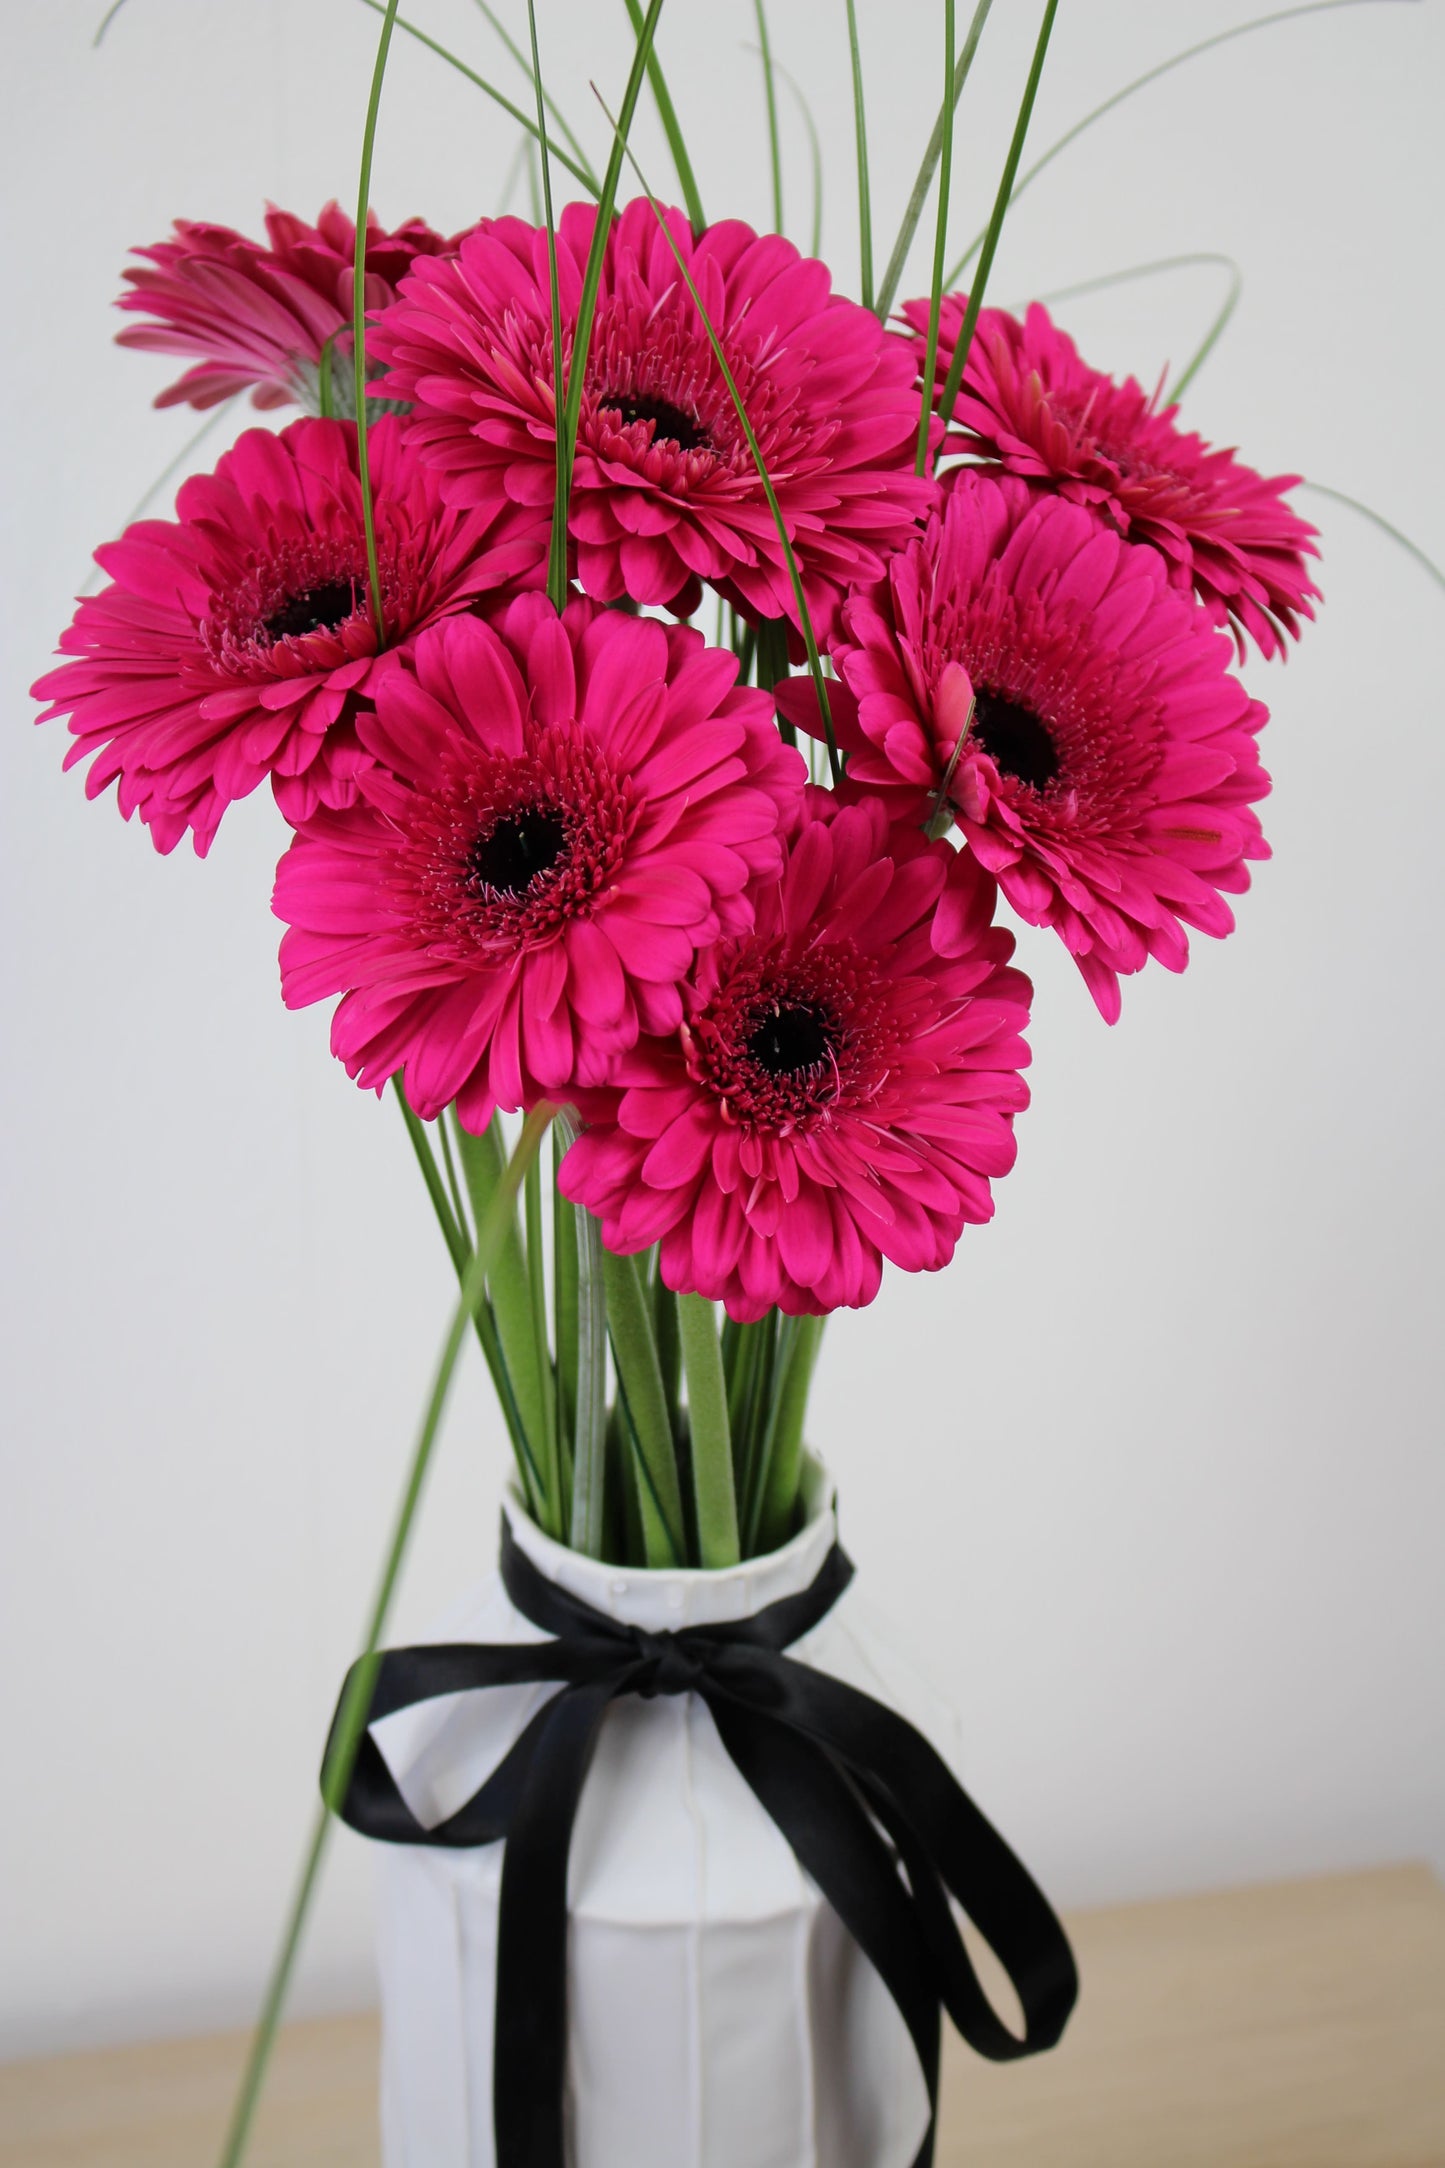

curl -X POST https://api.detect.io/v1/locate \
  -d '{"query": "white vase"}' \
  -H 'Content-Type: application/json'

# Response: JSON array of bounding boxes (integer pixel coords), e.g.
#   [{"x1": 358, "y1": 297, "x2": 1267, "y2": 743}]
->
[{"x1": 366, "y1": 1466, "x2": 961, "y2": 2168}]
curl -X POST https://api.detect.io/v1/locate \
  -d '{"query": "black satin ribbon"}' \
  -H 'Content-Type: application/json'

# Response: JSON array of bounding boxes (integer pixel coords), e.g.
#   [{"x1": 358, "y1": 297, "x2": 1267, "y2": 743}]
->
[{"x1": 326, "y1": 1520, "x2": 1078, "y2": 2168}]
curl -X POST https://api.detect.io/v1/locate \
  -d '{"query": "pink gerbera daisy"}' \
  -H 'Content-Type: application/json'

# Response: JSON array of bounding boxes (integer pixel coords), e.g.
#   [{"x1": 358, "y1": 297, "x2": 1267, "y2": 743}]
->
[
  {"x1": 116, "y1": 201, "x2": 465, "y2": 413},
  {"x1": 33, "y1": 416, "x2": 546, "y2": 853},
  {"x1": 560, "y1": 791, "x2": 1032, "y2": 1321},
  {"x1": 372, "y1": 198, "x2": 936, "y2": 633},
  {"x1": 777, "y1": 471, "x2": 1272, "y2": 1023},
  {"x1": 901, "y1": 296, "x2": 1319, "y2": 658},
  {"x1": 273, "y1": 596, "x2": 805, "y2": 1128}
]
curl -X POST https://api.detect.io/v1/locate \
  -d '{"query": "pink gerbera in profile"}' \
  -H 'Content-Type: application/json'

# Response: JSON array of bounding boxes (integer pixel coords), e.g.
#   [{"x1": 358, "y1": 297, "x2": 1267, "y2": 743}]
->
[
  {"x1": 33, "y1": 416, "x2": 546, "y2": 853},
  {"x1": 777, "y1": 472, "x2": 1272, "y2": 1024},
  {"x1": 116, "y1": 202, "x2": 464, "y2": 412},
  {"x1": 373, "y1": 198, "x2": 936, "y2": 632},
  {"x1": 274, "y1": 597, "x2": 805, "y2": 1128},
  {"x1": 560, "y1": 792, "x2": 1032, "y2": 1321},
  {"x1": 901, "y1": 296, "x2": 1319, "y2": 658}
]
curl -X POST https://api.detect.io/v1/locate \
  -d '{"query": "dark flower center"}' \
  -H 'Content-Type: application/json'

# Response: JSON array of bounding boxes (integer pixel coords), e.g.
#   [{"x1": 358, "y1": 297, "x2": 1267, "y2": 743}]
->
[
  {"x1": 261, "y1": 579, "x2": 361, "y2": 643},
  {"x1": 746, "y1": 1001, "x2": 833, "y2": 1077},
  {"x1": 467, "y1": 806, "x2": 568, "y2": 896},
  {"x1": 600, "y1": 392, "x2": 708, "y2": 452},
  {"x1": 970, "y1": 687, "x2": 1060, "y2": 791}
]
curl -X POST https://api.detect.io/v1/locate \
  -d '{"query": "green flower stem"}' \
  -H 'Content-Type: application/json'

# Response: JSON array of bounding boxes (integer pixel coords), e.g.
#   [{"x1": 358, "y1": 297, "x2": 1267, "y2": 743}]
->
[
  {"x1": 352, "y1": 0, "x2": 400, "y2": 644},
  {"x1": 916, "y1": 0, "x2": 956, "y2": 476},
  {"x1": 214, "y1": 1106, "x2": 554, "y2": 2168},
  {"x1": 570, "y1": 1190, "x2": 609, "y2": 1557},
  {"x1": 750, "y1": 1313, "x2": 823, "y2": 1555},
  {"x1": 753, "y1": 0, "x2": 783, "y2": 232},
  {"x1": 395, "y1": 1082, "x2": 466, "y2": 1272},
  {"x1": 553, "y1": 1128, "x2": 580, "y2": 1461},
  {"x1": 523, "y1": 1146, "x2": 562, "y2": 1522},
  {"x1": 455, "y1": 1118, "x2": 554, "y2": 1528},
  {"x1": 874, "y1": 0, "x2": 994, "y2": 318},
  {"x1": 937, "y1": 0, "x2": 1059, "y2": 433},
  {"x1": 601, "y1": 1247, "x2": 686, "y2": 1565},
  {"x1": 355, "y1": 1, "x2": 598, "y2": 196},
  {"x1": 622, "y1": 0, "x2": 706, "y2": 231},
  {"x1": 437, "y1": 1110, "x2": 471, "y2": 1245},
  {"x1": 677, "y1": 1294, "x2": 739, "y2": 1567},
  {"x1": 654, "y1": 1271, "x2": 682, "y2": 1444},
  {"x1": 597, "y1": 108, "x2": 840, "y2": 783},
  {"x1": 845, "y1": 0, "x2": 874, "y2": 310},
  {"x1": 473, "y1": 0, "x2": 600, "y2": 190}
]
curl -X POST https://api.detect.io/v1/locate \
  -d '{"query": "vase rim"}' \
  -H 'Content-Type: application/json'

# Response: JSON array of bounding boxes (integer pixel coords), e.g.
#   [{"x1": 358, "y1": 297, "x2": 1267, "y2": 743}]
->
[{"x1": 502, "y1": 1457, "x2": 838, "y2": 1632}]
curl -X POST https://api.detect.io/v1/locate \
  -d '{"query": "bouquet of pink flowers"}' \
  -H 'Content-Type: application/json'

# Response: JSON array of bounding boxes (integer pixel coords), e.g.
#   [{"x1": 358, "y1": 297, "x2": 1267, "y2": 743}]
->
[{"x1": 32, "y1": 5, "x2": 1363, "y2": 2164}]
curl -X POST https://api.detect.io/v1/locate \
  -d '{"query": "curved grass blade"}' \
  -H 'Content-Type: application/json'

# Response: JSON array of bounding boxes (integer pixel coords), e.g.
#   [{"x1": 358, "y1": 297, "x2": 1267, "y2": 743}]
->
[
  {"x1": 875, "y1": 0, "x2": 994, "y2": 320},
  {"x1": 355, "y1": 0, "x2": 598, "y2": 196},
  {"x1": 937, "y1": 0, "x2": 1059, "y2": 432},
  {"x1": 92, "y1": 0, "x2": 130, "y2": 43},
  {"x1": 845, "y1": 0, "x2": 874, "y2": 309},
  {"x1": 526, "y1": 0, "x2": 572, "y2": 611},
  {"x1": 1301, "y1": 483, "x2": 1445, "y2": 593},
  {"x1": 592, "y1": 92, "x2": 841, "y2": 780},
  {"x1": 352, "y1": 0, "x2": 402, "y2": 643},
  {"x1": 214, "y1": 1107, "x2": 555, "y2": 2168},
  {"x1": 916, "y1": 0, "x2": 957, "y2": 475},
  {"x1": 1007, "y1": 251, "x2": 1243, "y2": 403},
  {"x1": 753, "y1": 0, "x2": 784, "y2": 232},
  {"x1": 759, "y1": 53, "x2": 824, "y2": 258},
  {"x1": 944, "y1": 0, "x2": 1420, "y2": 288},
  {"x1": 473, "y1": 0, "x2": 600, "y2": 189},
  {"x1": 623, "y1": 0, "x2": 707, "y2": 230}
]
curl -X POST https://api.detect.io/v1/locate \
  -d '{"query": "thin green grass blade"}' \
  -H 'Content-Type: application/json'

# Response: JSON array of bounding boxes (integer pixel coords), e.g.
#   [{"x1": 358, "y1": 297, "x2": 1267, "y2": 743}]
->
[
  {"x1": 1301, "y1": 483, "x2": 1445, "y2": 592},
  {"x1": 564, "y1": 1113, "x2": 610, "y2": 1556},
  {"x1": 396, "y1": 1087, "x2": 544, "y2": 1514},
  {"x1": 437, "y1": 1110, "x2": 471, "y2": 1245},
  {"x1": 601, "y1": 1247, "x2": 686, "y2": 1564},
  {"x1": 553, "y1": 1128, "x2": 579, "y2": 1466},
  {"x1": 352, "y1": 0, "x2": 401, "y2": 644},
  {"x1": 214, "y1": 1107, "x2": 555, "y2": 2168},
  {"x1": 556, "y1": 1, "x2": 666, "y2": 495},
  {"x1": 937, "y1": 0, "x2": 1060, "y2": 433},
  {"x1": 875, "y1": 0, "x2": 994, "y2": 319},
  {"x1": 916, "y1": 0, "x2": 957, "y2": 475},
  {"x1": 623, "y1": 0, "x2": 706, "y2": 229},
  {"x1": 473, "y1": 0, "x2": 600, "y2": 188},
  {"x1": 772, "y1": 56, "x2": 824, "y2": 257},
  {"x1": 92, "y1": 0, "x2": 130, "y2": 44},
  {"x1": 753, "y1": 0, "x2": 784, "y2": 232},
  {"x1": 1006, "y1": 251, "x2": 1244, "y2": 404},
  {"x1": 845, "y1": 0, "x2": 874, "y2": 310},
  {"x1": 677, "y1": 1294, "x2": 738, "y2": 1567},
  {"x1": 594, "y1": 98, "x2": 841, "y2": 780},
  {"x1": 527, "y1": 0, "x2": 572, "y2": 611},
  {"x1": 355, "y1": 0, "x2": 598, "y2": 195},
  {"x1": 944, "y1": 0, "x2": 1417, "y2": 288}
]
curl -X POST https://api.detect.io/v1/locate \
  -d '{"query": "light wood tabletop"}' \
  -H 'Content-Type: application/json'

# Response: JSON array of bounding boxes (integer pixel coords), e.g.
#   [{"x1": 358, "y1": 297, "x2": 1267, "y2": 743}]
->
[{"x1": 3, "y1": 1866, "x2": 1443, "y2": 2167}]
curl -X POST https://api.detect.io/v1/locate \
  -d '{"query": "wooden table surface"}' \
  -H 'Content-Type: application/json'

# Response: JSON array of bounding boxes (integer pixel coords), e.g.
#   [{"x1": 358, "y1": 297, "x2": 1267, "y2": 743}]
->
[{"x1": 4, "y1": 1866, "x2": 1443, "y2": 2166}]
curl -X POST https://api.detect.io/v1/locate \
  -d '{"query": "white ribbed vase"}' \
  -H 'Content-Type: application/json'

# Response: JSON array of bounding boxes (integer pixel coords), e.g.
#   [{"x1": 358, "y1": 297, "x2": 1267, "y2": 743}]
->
[{"x1": 369, "y1": 1469, "x2": 955, "y2": 2168}]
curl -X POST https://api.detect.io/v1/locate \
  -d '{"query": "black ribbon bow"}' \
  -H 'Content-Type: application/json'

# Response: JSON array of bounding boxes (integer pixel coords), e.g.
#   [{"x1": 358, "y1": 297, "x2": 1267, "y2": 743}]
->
[{"x1": 327, "y1": 1519, "x2": 1078, "y2": 2168}]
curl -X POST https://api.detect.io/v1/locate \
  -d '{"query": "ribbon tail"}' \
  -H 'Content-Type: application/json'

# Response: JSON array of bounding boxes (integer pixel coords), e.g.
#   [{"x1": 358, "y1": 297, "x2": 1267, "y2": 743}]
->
[
  {"x1": 708, "y1": 1694, "x2": 943, "y2": 2168},
  {"x1": 494, "y1": 1679, "x2": 616, "y2": 2168}
]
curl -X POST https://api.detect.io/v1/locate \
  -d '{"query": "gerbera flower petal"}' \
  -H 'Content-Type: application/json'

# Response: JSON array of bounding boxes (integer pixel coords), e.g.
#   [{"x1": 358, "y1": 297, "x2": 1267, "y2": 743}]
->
[
  {"x1": 274, "y1": 600, "x2": 805, "y2": 1124},
  {"x1": 116, "y1": 202, "x2": 467, "y2": 413},
  {"x1": 784, "y1": 470, "x2": 1272, "y2": 1020},
  {"x1": 373, "y1": 199, "x2": 937, "y2": 639},
  {"x1": 902, "y1": 295, "x2": 1320, "y2": 658},
  {"x1": 32, "y1": 416, "x2": 547, "y2": 854},
  {"x1": 561, "y1": 792, "x2": 1031, "y2": 1320}
]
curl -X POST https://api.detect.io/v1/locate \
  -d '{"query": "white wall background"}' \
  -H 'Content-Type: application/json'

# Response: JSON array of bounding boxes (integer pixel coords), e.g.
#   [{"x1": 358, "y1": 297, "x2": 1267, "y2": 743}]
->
[{"x1": 2, "y1": 0, "x2": 1441, "y2": 2061}]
